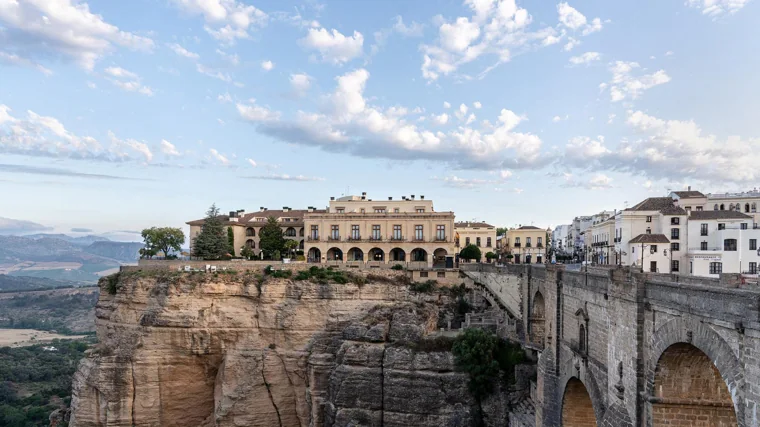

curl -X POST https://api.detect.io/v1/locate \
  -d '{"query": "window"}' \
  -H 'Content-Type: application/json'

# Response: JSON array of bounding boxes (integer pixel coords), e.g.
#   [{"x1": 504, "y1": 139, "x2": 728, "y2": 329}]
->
[
  {"x1": 437, "y1": 271, "x2": 446, "y2": 278},
  {"x1": 579, "y1": 324, "x2": 586, "y2": 353},
  {"x1": 671, "y1": 217, "x2": 680, "y2": 225},
  {"x1": 741, "y1": 223, "x2": 748, "y2": 230},
  {"x1": 709, "y1": 262, "x2": 722, "y2": 274},
  {"x1": 515, "y1": 237, "x2": 521, "y2": 246},
  {"x1": 720, "y1": 204, "x2": 725, "y2": 210},
  {"x1": 646, "y1": 227, "x2": 652, "y2": 234},
  {"x1": 749, "y1": 262, "x2": 758, "y2": 274},
  {"x1": 746, "y1": 203, "x2": 751, "y2": 213},
  {"x1": 671, "y1": 242, "x2": 680, "y2": 251},
  {"x1": 374, "y1": 208, "x2": 386, "y2": 213},
  {"x1": 246, "y1": 228, "x2": 255, "y2": 237},
  {"x1": 393, "y1": 208, "x2": 400, "y2": 213},
  {"x1": 526, "y1": 237, "x2": 532, "y2": 247},
  {"x1": 697, "y1": 206, "x2": 703, "y2": 211},
  {"x1": 701, "y1": 241, "x2": 708, "y2": 250},
  {"x1": 393, "y1": 225, "x2": 402, "y2": 240},
  {"x1": 476, "y1": 237, "x2": 481, "y2": 247},
  {"x1": 372, "y1": 225, "x2": 381, "y2": 240},
  {"x1": 646, "y1": 216, "x2": 652, "y2": 222},
  {"x1": 415, "y1": 225, "x2": 423, "y2": 240},
  {"x1": 724, "y1": 239, "x2": 737, "y2": 251},
  {"x1": 671, "y1": 228, "x2": 680, "y2": 240},
  {"x1": 753, "y1": 203, "x2": 757, "y2": 213},
  {"x1": 420, "y1": 271, "x2": 428, "y2": 278},
  {"x1": 487, "y1": 237, "x2": 492, "y2": 247},
  {"x1": 714, "y1": 204, "x2": 718, "y2": 210},
  {"x1": 466, "y1": 237, "x2": 471, "y2": 246},
  {"x1": 286, "y1": 228, "x2": 296, "y2": 236},
  {"x1": 246, "y1": 239, "x2": 255, "y2": 248},
  {"x1": 671, "y1": 260, "x2": 679, "y2": 272},
  {"x1": 310, "y1": 225, "x2": 318, "y2": 240},
  {"x1": 331, "y1": 225, "x2": 339, "y2": 240},
  {"x1": 751, "y1": 239, "x2": 757, "y2": 250},
  {"x1": 336, "y1": 208, "x2": 345, "y2": 213},
  {"x1": 360, "y1": 208, "x2": 365, "y2": 214},
  {"x1": 416, "y1": 208, "x2": 425, "y2": 213},
  {"x1": 718, "y1": 223, "x2": 726, "y2": 230},
  {"x1": 538, "y1": 237, "x2": 543, "y2": 247},
  {"x1": 701, "y1": 224, "x2": 708, "y2": 236},
  {"x1": 436, "y1": 225, "x2": 445, "y2": 240},
  {"x1": 690, "y1": 262, "x2": 693, "y2": 274},
  {"x1": 650, "y1": 261, "x2": 657, "y2": 273},
  {"x1": 651, "y1": 245, "x2": 658, "y2": 253},
  {"x1": 351, "y1": 225, "x2": 360, "y2": 240}
]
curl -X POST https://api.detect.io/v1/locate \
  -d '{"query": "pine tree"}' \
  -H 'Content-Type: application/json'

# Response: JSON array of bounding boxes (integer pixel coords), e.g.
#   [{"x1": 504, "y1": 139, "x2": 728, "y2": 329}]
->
[
  {"x1": 227, "y1": 227, "x2": 236, "y2": 257},
  {"x1": 192, "y1": 204, "x2": 228, "y2": 260},
  {"x1": 259, "y1": 216, "x2": 286, "y2": 260}
]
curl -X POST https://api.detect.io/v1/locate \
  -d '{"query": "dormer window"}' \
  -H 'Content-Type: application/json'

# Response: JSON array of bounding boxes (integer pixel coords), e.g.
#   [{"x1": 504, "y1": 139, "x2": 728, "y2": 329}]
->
[{"x1": 336, "y1": 208, "x2": 345, "y2": 213}]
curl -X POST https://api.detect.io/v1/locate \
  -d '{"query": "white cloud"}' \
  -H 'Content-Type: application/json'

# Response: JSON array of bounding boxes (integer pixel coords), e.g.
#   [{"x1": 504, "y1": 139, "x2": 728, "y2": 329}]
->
[
  {"x1": 261, "y1": 60, "x2": 274, "y2": 71},
  {"x1": 443, "y1": 101, "x2": 451, "y2": 109},
  {"x1": 433, "y1": 113, "x2": 449, "y2": 125},
  {"x1": 208, "y1": 148, "x2": 230, "y2": 165},
  {"x1": 290, "y1": 73, "x2": 312, "y2": 93},
  {"x1": 607, "y1": 113, "x2": 616, "y2": 124},
  {"x1": 170, "y1": 0, "x2": 267, "y2": 43},
  {"x1": 665, "y1": 50, "x2": 674, "y2": 56},
  {"x1": 473, "y1": 101, "x2": 482, "y2": 109},
  {"x1": 104, "y1": 66, "x2": 153, "y2": 96},
  {"x1": 440, "y1": 17, "x2": 481, "y2": 52},
  {"x1": 196, "y1": 63, "x2": 232, "y2": 82},
  {"x1": 569, "y1": 51, "x2": 600, "y2": 65},
  {"x1": 557, "y1": 2, "x2": 587, "y2": 29},
  {"x1": 160, "y1": 139, "x2": 181, "y2": 156},
  {"x1": 604, "y1": 61, "x2": 671, "y2": 102},
  {"x1": 499, "y1": 170, "x2": 513, "y2": 179},
  {"x1": 686, "y1": 0, "x2": 751, "y2": 17},
  {"x1": 167, "y1": 43, "x2": 199, "y2": 59},
  {"x1": 240, "y1": 68, "x2": 545, "y2": 170},
  {"x1": 245, "y1": 173, "x2": 325, "y2": 182},
  {"x1": 563, "y1": 37, "x2": 580, "y2": 51},
  {"x1": 247, "y1": 158, "x2": 257, "y2": 167},
  {"x1": 86, "y1": 81, "x2": 97, "y2": 89},
  {"x1": 372, "y1": 16, "x2": 424, "y2": 53},
  {"x1": 0, "y1": 0, "x2": 153, "y2": 70},
  {"x1": 216, "y1": 49, "x2": 239, "y2": 65},
  {"x1": 562, "y1": 172, "x2": 613, "y2": 190},
  {"x1": 218, "y1": 92, "x2": 233, "y2": 103},
  {"x1": 300, "y1": 27, "x2": 364, "y2": 65},
  {"x1": 432, "y1": 175, "x2": 497, "y2": 189},
  {"x1": 552, "y1": 116, "x2": 562, "y2": 123},
  {"x1": 0, "y1": 52, "x2": 53, "y2": 75}
]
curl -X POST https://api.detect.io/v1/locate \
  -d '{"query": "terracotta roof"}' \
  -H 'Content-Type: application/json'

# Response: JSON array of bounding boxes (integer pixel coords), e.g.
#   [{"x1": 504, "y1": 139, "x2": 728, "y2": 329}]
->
[
  {"x1": 629, "y1": 234, "x2": 670, "y2": 244},
  {"x1": 688, "y1": 211, "x2": 752, "y2": 220},
  {"x1": 673, "y1": 191, "x2": 706, "y2": 198},
  {"x1": 659, "y1": 205, "x2": 688, "y2": 216},
  {"x1": 626, "y1": 197, "x2": 675, "y2": 212},
  {"x1": 518, "y1": 226, "x2": 541, "y2": 230},
  {"x1": 455, "y1": 221, "x2": 494, "y2": 228},
  {"x1": 187, "y1": 209, "x2": 325, "y2": 226}
]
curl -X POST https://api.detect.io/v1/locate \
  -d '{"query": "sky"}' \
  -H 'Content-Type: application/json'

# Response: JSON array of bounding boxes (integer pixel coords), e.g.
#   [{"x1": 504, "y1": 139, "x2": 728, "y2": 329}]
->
[{"x1": 1, "y1": 0, "x2": 759, "y2": 240}]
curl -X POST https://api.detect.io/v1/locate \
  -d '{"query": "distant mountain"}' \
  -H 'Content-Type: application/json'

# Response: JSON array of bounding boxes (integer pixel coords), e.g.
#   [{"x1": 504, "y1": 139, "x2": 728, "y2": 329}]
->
[
  {"x1": 25, "y1": 233, "x2": 112, "y2": 246},
  {"x1": 84, "y1": 241, "x2": 143, "y2": 263},
  {"x1": 0, "y1": 216, "x2": 53, "y2": 235},
  {"x1": 0, "y1": 274, "x2": 83, "y2": 292}
]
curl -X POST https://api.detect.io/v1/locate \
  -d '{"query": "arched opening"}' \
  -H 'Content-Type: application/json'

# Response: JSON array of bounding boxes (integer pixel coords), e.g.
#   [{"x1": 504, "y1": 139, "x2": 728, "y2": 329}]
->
[
  {"x1": 525, "y1": 254, "x2": 532, "y2": 264},
  {"x1": 327, "y1": 247, "x2": 343, "y2": 261},
  {"x1": 369, "y1": 247, "x2": 384, "y2": 262},
  {"x1": 246, "y1": 227, "x2": 255, "y2": 237},
  {"x1": 299, "y1": 240, "x2": 304, "y2": 250},
  {"x1": 753, "y1": 202, "x2": 757, "y2": 212},
  {"x1": 579, "y1": 324, "x2": 586, "y2": 353},
  {"x1": 531, "y1": 291, "x2": 546, "y2": 347},
  {"x1": 745, "y1": 203, "x2": 750, "y2": 213},
  {"x1": 561, "y1": 378, "x2": 598, "y2": 427},
  {"x1": 713, "y1": 204, "x2": 718, "y2": 211},
  {"x1": 308, "y1": 248, "x2": 321, "y2": 263},
  {"x1": 433, "y1": 248, "x2": 447, "y2": 267},
  {"x1": 720, "y1": 204, "x2": 725, "y2": 210},
  {"x1": 299, "y1": 228, "x2": 305, "y2": 237},
  {"x1": 652, "y1": 343, "x2": 737, "y2": 426},
  {"x1": 348, "y1": 247, "x2": 364, "y2": 261},
  {"x1": 390, "y1": 248, "x2": 406, "y2": 262},
  {"x1": 246, "y1": 239, "x2": 255, "y2": 248},
  {"x1": 411, "y1": 248, "x2": 428, "y2": 262},
  {"x1": 285, "y1": 227, "x2": 297, "y2": 237}
]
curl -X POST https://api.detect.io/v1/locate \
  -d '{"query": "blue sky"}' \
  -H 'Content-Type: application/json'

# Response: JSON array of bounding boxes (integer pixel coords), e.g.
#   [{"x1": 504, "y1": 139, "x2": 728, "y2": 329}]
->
[{"x1": 1, "y1": 0, "x2": 759, "y2": 240}]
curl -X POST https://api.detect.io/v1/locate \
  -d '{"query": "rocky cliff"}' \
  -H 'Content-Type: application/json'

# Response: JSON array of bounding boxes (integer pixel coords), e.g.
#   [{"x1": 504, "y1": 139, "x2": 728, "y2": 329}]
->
[{"x1": 69, "y1": 268, "x2": 528, "y2": 427}]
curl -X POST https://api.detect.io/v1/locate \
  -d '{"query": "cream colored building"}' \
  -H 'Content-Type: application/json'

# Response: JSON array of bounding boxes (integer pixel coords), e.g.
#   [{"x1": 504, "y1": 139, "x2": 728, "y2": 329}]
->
[
  {"x1": 588, "y1": 216, "x2": 616, "y2": 265},
  {"x1": 454, "y1": 221, "x2": 497, "y2": 262},
  {"x1": 504, "y1": 226, "x2": 549, "y2": 264},
  {"x1": 304, "y1": 194, "x2": 456, "y2": 268},
  {"x1": 187, "y1": 207, "x2": 323, "y2": 258}
]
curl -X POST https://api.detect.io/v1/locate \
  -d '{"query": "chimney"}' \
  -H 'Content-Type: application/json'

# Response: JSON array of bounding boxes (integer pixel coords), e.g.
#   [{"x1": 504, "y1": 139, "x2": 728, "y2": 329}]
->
[
  {"x1": 362, "y1": 192, "x2": 367, "y2": 196},
  {"x1": 330, "y1": 197, "x2": 335, "y2": 201},
  {"x1": 388, "y1": 197, "x2": 392, "y2": 200},
  {"x1": 308, "y1": 206, "x2": 314, "y2": 213},
  {"x1": 411, "y1": 194, "x2": 415, "y2": 200},
  {"x1": 420, "y1": 195, "x2": 425, "y2": 200},
  {"x1": 688, "y1": 185, "x2": 692, "y2": 191},
  {"x1": 260, "y1": 206, "x2": 265, "y2": 212}
]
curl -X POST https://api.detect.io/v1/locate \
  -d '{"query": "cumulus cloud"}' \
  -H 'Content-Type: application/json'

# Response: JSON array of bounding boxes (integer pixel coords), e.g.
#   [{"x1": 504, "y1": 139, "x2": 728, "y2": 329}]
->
[
  {"x1": 167, "y1": 43, "x2": 199, "y2": 59},
  {"x1": 261, "y1": 60, "x2": 274, "y2": 71},
  {"x1": 569, "y1": 51, "x2": 600, "y2": 65},
  {"x1": 197, "y1": 63, "x2": 232, "y2": 82},
  {"x1": 170, "y1": 0, "x2": 267, "y2": 43},
  {"x1": 473, "y1": 101, "x2": 482, "y2": 109},
  {"x1": 0, "y1": 104, "x2": 155, "y2": 163},
  {"x1": 239, "y1": 68, "x2": 545, "y2": 170},
  {"x1": 208, "y1": 148, "x2": 230, "y2": 165},
  {"x1": 0, "y1": 0, "x2": 153, "y2": 71},
  {"x1": 604, "y1": 61, "x2": 670, "y2": 102},
  {"x1": 216, "y1": 49, "x2": 239, "y2": 65},
  {"x1": 160, "y1": 140, "x2": 181, "y2": 156},
  {"x1": 244, "y1": 174, "x2": 325, "y2": 181},
  {"x1": 557, "y1": 3, "x2": 603, "y2": 35},
  {"x1": 686, "y1": 0, "x2": 751, "y2": 17},
  {"x1": 290, "y1": 73, "x2": 312, "y2": 94},
  {"x1": 443, "y1": 101, "x2": 451, "y2": 109},
  {"x1": 563, "y1": 37, "x2": 580, "y2": 51},
  {"x1": 247, "y1": 158, "x2": 257, "y2": 167},
  {"x1": 300, "y1": 27, "x2": 364, "y2": 65},
  {"x1": 372, "y1": 16, "x2": 424, "y2": 53},
  {"x1": 432, "y1": 113, "x2": 449, "y2": 125},
  {"x1": 104, "y1": 66, "x2": 154, "y2": 96},
  {"x1": 0, "y1": 52, "x2": 53, "y2": 75}
]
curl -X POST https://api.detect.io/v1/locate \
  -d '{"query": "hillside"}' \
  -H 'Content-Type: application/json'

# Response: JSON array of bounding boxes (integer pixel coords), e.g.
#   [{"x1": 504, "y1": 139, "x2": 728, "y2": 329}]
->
[{"x1": 0, "y1": 275, "x2": 83, "y2": 292}]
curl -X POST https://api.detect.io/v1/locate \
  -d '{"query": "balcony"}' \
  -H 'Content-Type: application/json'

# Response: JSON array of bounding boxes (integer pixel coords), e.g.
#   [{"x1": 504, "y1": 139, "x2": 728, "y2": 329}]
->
[
  {"x1": 347, "y1": 235, "x2": 362, "y2": 241},
  {"x1": 700, "y1": 232, "x2": 708, "y2": 236},
  {"x1": 514, "y1": 243, "x2": 521, "y2": 248},
  {"x1": 307, "y1": 236, "x2": 320, "y2": 241},
  {"x1": 688, "y1": 247, "x2": 721, "y2": 251},
  {"x1": 328, "y1": 236, "x2": 341, "y2": 241},
  {"x1": 434, "y1": 236, "x2": 447, "y2": 242},
  {"x1": 390, "y1": 235, "x2": 405, "y2": 241},
  {"x1": 526, "y1": 244, "x2": 532, "y2": 248},
  {"x1": 537, "y1": 244, "x2": 543, "y2": 248},
  {"x1": 369, "y1": 236, "x2": 383, "y2": 241},
  {"x1": 412, "y1": 236, "x2": 425, "y2": 242}
]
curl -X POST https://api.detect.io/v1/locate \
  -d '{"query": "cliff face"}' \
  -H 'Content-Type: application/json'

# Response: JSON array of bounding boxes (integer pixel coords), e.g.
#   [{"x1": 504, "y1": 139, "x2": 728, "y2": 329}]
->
[{"x1": 69, "y1": 269, "x2": 510, "y2": 427}]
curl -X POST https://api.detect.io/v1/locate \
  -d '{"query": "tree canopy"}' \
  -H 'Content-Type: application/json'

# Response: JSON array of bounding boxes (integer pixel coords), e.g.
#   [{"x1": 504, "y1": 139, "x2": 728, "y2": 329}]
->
[
  {"x1": 485, "y1": 251, "x2": 496, "y2": 260},
  {"x1": 283, "y1": 239, "x2": 299, "y2": 259},
  {"x1": 141, "y1": 227, "x2": 185, "y2": 259},
  {"x1": 192, "y1": 204, "x2": 228, "y2": 260},
  {"x1": 259, "y1": 216, "x2": 285, "y2": 259},
  {"x1": 496, "y1": 227, "x2": 508, "y2": 236},
  {"x1": 459, "y1": 244, "x2": 482, "y2": 261},
  {"x1": 452, "y1": 328, "x2": 526, "y2": 398},
  {"x1": 227, "y1": 227, "x2": 236, "y2": 257}
]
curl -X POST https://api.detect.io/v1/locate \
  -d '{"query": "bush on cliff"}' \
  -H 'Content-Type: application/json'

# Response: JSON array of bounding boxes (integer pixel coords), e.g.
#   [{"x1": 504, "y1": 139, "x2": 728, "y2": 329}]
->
[
  {"x1": 452, "y1": 328, "x2": 525, "y2": 398},
  {"x1": 410, "y1": 280, "x2": 437, "y2": 293}
]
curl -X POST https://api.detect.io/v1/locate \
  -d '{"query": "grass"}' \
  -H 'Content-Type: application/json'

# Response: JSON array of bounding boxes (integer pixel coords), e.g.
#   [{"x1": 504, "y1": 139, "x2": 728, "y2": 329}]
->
[
  {"x1": 292, "y1": 266, "x2": 367, "y2": 285},
  {"x1": 410, "y1": 280, "x2": 438, "y2": 293}
]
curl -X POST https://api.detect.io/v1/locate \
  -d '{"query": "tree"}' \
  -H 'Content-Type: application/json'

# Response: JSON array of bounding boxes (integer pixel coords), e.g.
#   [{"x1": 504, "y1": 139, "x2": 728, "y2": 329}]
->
[
  {"x1": 283, "y1": 239, "x2": 299, "y2": 259},
  {"x1": 241, "y1": 245, "x2": 254, "y2": 260},
  {"x1": 192, "y1": 204, "x2": 228, "y2": 260},
  {"x1": 141, "y1": 227, "x2": 185, "y2": 259},
  {"x1": 485, "y1": 251, "x2": 496, "y2": 262},
  {"x1": 227, "y1": 227, "x2": 236, "y2": 257},
  {"x1": 460, "y1": 244, "x2": 482, "y2": 262},
  {"x1": 496, "y1": 227, "x2": 508, "y2": 237},
  {"x1": 259, "y1": 216, "x2": 286, "y2": 260}
]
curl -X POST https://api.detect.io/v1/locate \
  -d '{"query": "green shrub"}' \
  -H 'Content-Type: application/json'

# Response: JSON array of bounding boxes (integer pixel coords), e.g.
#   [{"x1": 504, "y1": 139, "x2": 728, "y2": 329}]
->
[
  {"x1": 391, "y1": 264, "x2": 404, "y2": 270},
  {"x1": 104, "y1": 272, "x2": 122, "y2": 295},
  {"x1": 452, "y1": 329, "x2": 526, "y2": 398},
  {"x1": 410, "y1": 279, "x2": 437, "y2": 293}
]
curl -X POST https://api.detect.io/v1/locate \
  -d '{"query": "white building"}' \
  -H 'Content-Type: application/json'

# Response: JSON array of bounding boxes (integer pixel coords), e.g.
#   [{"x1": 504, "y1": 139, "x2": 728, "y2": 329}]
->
[
  {"x1": 686, "y1": 210, "x2": 760, "y2": 278},
  {"x1": 552, "y1": 224, "x2": 571, "y2": 254}
]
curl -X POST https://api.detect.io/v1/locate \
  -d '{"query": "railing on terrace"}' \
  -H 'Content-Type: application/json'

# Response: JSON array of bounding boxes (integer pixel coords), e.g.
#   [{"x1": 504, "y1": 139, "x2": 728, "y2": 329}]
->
[{"x1": 688, "y1": 247, "x2": 722, "y2": 251}]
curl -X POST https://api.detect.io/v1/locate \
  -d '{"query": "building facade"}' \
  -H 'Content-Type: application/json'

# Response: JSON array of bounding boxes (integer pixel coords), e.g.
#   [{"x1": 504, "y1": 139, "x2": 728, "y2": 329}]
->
[
  {"x1": 454, "y1": 221, "x2": 497, "y2": 262},
  {"x1": 551, "y1": 224, "x2": 571, "y2": 255},
  {"x1": 504, "y1": 226, "x2": 549, "y2": 264},
  {"x1": 303, "y1": 194, "x2": 455, "y2": 268},
  {"x1": 686, "y1": 210, "x2": 760, "y2": 277}
]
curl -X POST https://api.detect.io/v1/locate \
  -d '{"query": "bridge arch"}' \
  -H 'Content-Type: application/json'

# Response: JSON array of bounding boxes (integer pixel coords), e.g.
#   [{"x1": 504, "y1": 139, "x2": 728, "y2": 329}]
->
[
  {"x1": 557, "y1": 363, "x2": 607, "y2": 427},
  {"x1": 561, "y1": 377, "x2": 600, "y2": 427},
  {"x1": 646, "y1": 317, "x2": 744, "y2": 427},
  {"x1": 530, "y1": 290, "x2": 546, "y2": 347}
]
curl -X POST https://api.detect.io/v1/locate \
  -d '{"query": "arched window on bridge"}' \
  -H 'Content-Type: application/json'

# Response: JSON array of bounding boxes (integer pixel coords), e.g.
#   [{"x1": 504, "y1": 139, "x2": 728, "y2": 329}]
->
[
  {"x1": 579, "y1": 324, "x2": 587, "y2": 354},
  {"x1": 531, "y1": 291, "x2": 546, "y2": 348}
]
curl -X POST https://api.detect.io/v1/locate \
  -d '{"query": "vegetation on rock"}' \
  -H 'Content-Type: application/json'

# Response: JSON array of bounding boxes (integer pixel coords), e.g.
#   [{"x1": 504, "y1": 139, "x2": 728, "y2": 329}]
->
[
  {"x1": 452, "y1": 328, "x2": 525, "y2": 398},
  {"x1": 410, "y1": 280, "x2": 438, "y2": 293}
]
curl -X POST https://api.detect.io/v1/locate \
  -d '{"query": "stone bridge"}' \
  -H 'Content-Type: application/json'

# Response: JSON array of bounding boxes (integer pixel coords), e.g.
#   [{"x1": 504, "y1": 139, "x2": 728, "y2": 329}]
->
[{"x1": 460, "y1": 263, "x2": 760, "y2": 427}]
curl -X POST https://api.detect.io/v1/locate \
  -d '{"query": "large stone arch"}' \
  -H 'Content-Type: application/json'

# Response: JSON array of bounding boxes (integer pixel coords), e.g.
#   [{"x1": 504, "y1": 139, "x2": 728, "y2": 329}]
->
[
  {"x1": 531, "y1": 290, "x2": 546, "y2": 347},
  {"x1": 646, "y1": 317, "x2": 744, "y2": 427},
  {"x1": 561, "y1": 377, "x2": 600, "y2": 426},
  {"x1": 556, "y1": 360, "x2": 607, "y2": 426}
]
